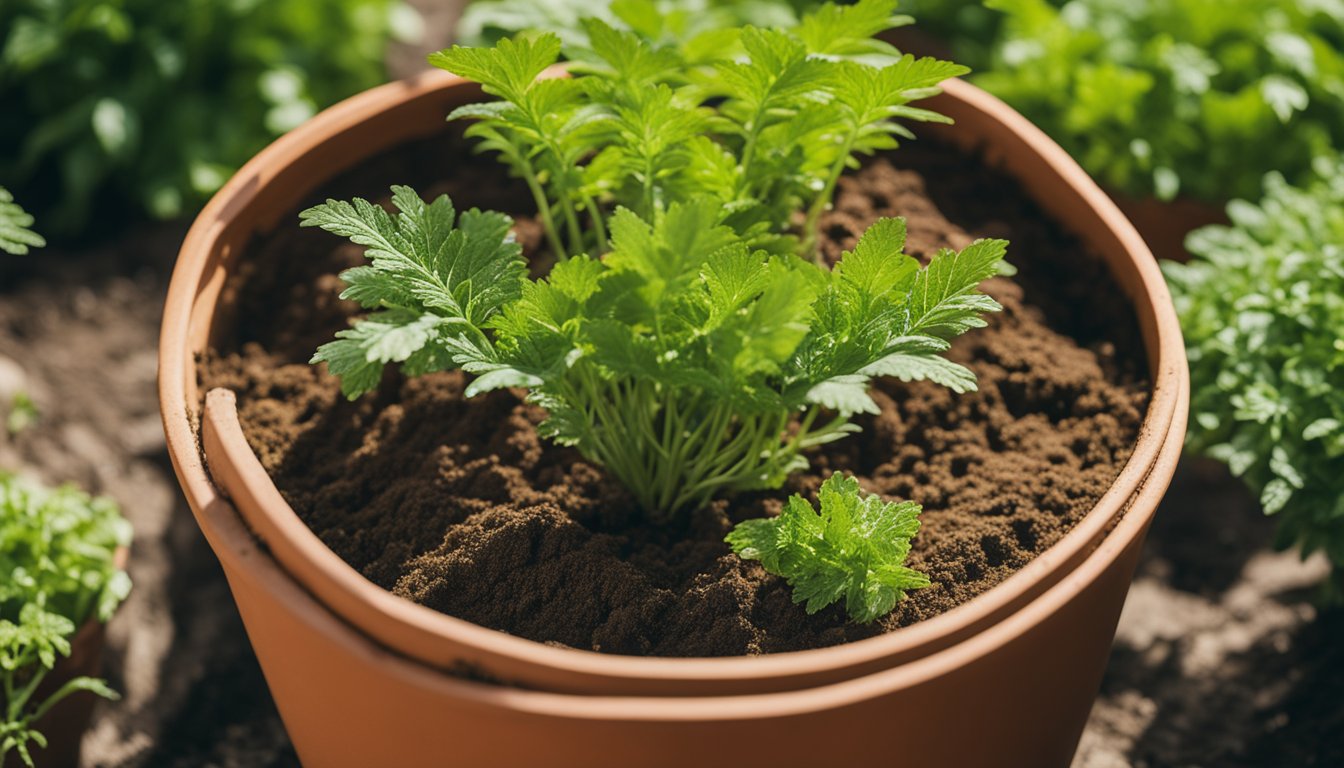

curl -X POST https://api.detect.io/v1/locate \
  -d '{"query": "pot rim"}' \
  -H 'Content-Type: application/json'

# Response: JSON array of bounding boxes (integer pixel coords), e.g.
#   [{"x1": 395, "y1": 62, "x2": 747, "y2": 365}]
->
[
  {"x1": 159, "y1": 69, "x2": 1187, "y2": 692},
  {"x1": 182, "y1": 364, "x2": 1189, "y2": 719}
]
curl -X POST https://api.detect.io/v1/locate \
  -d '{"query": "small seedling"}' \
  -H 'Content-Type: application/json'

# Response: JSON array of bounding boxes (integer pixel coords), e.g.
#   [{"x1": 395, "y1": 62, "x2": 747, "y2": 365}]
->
[
  {"x1": 727, "y1": 473, "x2": 929, "y2": 622},
  {"x1": 5, "y1": 393, "x2": 39, "y2": 437}
]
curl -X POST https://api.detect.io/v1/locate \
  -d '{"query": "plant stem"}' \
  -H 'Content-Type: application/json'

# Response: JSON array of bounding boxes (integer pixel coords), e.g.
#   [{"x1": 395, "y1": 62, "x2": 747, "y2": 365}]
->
[
  {"x1": 802, "y1": 128, "x2": 858, "y2": 264},
  {"x1": 519, "y1": 162, "x2": 567, "y2": 260},
  {"x1": 568, "y1": 375, "x2": 845, "y2": 522},
  {"x1": 582, "y1": 191, "x2": 608, "y2": 250}
]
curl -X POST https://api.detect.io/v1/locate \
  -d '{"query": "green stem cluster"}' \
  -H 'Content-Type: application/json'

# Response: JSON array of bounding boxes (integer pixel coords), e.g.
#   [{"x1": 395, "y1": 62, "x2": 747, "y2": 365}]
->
[{"x1": 560, "y1": 364, "x2": 852, "y2": 520}]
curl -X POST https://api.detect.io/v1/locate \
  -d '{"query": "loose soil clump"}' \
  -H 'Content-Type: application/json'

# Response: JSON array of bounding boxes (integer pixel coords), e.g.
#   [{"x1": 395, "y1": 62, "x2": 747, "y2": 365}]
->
[{"x1": 202, "y1": 130, "x2": 1149, "y2": 656}]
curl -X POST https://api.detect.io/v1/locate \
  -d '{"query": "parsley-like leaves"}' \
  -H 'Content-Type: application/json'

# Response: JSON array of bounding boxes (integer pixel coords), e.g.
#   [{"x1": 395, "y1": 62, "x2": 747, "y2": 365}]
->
[
  {"x1": 310, "y1": 186, "x2": 1006, "y2": 518},
  {"x1": 727, "y1": 472, "x2": 929, "y2": 623},
  {"x1": 1164, "y1": 156, "x2": 1344, "y2": 596},
  {"x1": 308, "y1": 3, "x2": 1002, "y2": 531},
  {"x1": 432, "y1": 0, "x2": 965, "y2": 263},
  {"x1": 305, "y1": 186, "x2": 526, "y2": 398}
]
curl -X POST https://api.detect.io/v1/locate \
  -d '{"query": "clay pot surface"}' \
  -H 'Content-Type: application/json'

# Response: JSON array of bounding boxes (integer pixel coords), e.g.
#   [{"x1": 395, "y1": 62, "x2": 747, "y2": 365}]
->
[
  {"x1": 159, "y1": 70, "x2": 1188, "y2": 766},
  {"x1": 1110, "y1": 193, "x2": 1228, "y2": 264}
]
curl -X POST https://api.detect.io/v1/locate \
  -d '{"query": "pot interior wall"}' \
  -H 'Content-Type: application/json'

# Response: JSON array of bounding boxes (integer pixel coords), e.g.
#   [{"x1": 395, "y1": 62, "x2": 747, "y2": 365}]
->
[{"x1": 919, "y1": 100, "x2": 1166, "y2": 382}]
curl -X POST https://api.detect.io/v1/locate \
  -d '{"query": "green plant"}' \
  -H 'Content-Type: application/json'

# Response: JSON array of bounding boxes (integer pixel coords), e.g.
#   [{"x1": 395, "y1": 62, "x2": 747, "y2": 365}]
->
[
  {"x1": 727, "y1": 472, "x2": 928, "y2": 622},
  {"x1": 1163, "y1": 155, "x2": 1344, "y2": 596},
  {"x1": 430, "y1": 0, "x2": 948, "y2": 263},
  {"x1": 0, "y1": 0, "x2": 420, "y2": 237},
  {"x1": 0, "y1": 188, "x2": 44, "y2": 256},
  {"x1": 968, "y1": 0, "x2": 1344, "y2": 203},
  {"x1": 306, "y1": 190, "x2": 1005, "y2": 519},
  {"x1": 0, "y1": 473, "x2": 131, "y2": 767},
  {"x1": 307, "y1": 4, "x2": 1006, "y2": 623}
]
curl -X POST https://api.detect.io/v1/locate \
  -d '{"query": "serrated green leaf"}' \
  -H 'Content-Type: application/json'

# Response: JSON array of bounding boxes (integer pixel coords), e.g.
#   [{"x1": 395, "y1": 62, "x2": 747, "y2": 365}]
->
[
  {"x1": 306, "y1": 188, "x2": 526, "y2": 398},
  {"x1": 862, "y1": 353, "x2": 977, "y2": 393},
  {"x1": 429, "y1": 33, "x2": 563, "y2": 102},
  {"x1": 906, "y1": 239, "x2": 1008, "y2": 339},
  {"x1": 727, "y1": 472, "x2": 929, "y2": 623},
  {"x1": 806, "y1": 374, "x2": 879, "y2": 415},
  {"x1": 834, "y1": 217, "x2": 917, "y2": 297},
  {"x1": 795, "y1": 0, "x2": 909, "y2": 59}
]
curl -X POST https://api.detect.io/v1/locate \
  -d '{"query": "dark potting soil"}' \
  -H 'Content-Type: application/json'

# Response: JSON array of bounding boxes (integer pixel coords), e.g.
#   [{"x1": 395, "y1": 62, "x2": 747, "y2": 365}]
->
[{"x1": 201, "y1": 128, "x2": 1150, "y2": 656}]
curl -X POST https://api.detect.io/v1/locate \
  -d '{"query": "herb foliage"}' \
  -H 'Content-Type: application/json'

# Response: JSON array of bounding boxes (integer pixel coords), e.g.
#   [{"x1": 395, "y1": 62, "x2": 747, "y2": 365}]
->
[
  {"x1": 307, "y1": 4, "x2": 1004, "y2": 627},
  {"x1": 969, "y1": 0, "x2": 1344, "y2": 203},
  {"x1": 0, "y1": 473, "x2": 131, "y2": 767},
  {"x1": 727, "y1": 472, "x2": 928, "y2": 622},
  {"x1": 429, "y1": 0, "x2": 960, "y2": 263},
  {"x1": 0, "y1": 0, "x2": 420, "y2": 236},
  {"x1": 1164, "y1": 157, "x2": 1344, "y2": 594},
  {"x1": 307, "y1": 188, "x2": 1005, "y2": 517}
]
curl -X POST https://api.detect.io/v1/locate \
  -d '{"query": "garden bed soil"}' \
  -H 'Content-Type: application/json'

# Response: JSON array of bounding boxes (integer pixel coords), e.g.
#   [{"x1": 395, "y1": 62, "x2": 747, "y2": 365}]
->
[{"x1": 200, "y1": 130, "x2": 1150, "y2": 657}]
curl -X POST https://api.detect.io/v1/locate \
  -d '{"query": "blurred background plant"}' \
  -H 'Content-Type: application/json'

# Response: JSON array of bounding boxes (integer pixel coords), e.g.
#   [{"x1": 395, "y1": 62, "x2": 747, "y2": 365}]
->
[
  {"x1": 1164, "y1": 157, "x2": 1344, "y2": 597},
  {"x1": 962, "y1": 0, "x2": 1344, "y2": 204},
  {"x1": 454, "y1": 0, "x2": 817, "y2": 49},
  {"x1": 0, "y1": 0, "x2": 423, "y2": 241},
  {"x1": 457, "y1": 0, "x2": 814, "y2": 47},
  {"x1": 0, "y1": 471, "x2": 132, "y2": 767},
  {"x1": 0, "y1": 188, "x2": 46, "y2": 255}
]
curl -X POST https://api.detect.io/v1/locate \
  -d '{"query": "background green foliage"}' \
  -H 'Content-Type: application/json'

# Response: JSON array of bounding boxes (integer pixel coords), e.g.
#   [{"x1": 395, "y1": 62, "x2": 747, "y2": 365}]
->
[
  {"x1": 1, "y1": 473, "x2": 131, "y2": 766},
  {"x1": 458, "y1": 0, "x2": 815, "y2": 48},
  {"x1": 962, "y1": 0, "x2": 1344, "y2": 203},
  {"x1": 1164, "y1": 157, "x2": 1344, "y2": 592},
  {"x1": 0, "y1": 0, "x2": 419, "y2": 238}
]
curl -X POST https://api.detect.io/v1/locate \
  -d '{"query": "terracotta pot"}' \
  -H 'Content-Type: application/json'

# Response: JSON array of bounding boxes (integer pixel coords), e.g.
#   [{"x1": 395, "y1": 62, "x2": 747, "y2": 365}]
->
[
  {"x1": 1110, "y1": 193, "x2": 1228, "y2": 264},
  {"x1": 3, "y1": 548, "x2": 126, "y2": 768},
  {"x1": 159, "y1": 71, "x2": 1188, "y2": 765}
]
